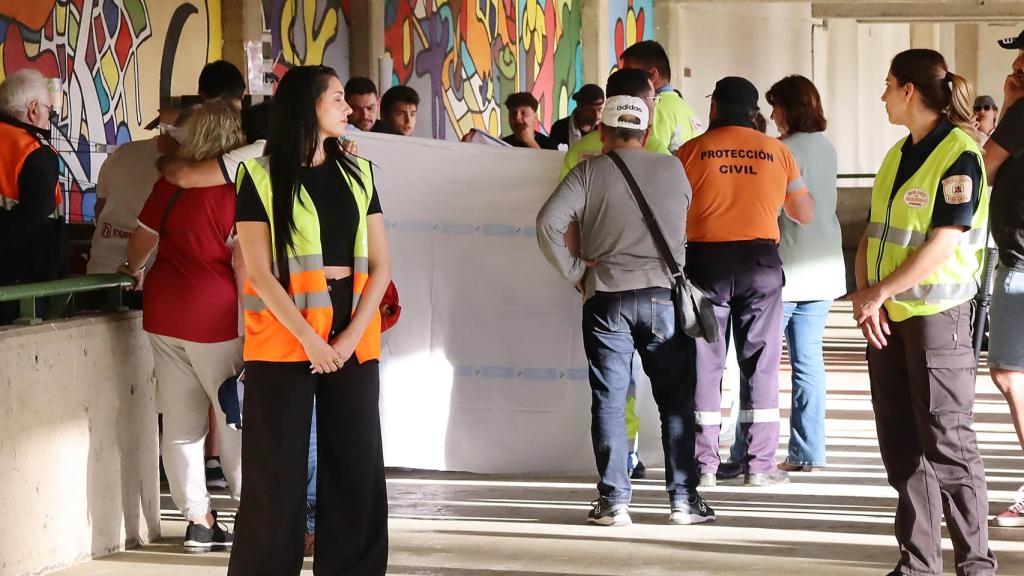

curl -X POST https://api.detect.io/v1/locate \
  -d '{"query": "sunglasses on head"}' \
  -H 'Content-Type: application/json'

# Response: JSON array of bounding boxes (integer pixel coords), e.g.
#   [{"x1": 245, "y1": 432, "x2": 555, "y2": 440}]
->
[{"x1": 975, "y1": 104, "x2": 996, "y2": 112}]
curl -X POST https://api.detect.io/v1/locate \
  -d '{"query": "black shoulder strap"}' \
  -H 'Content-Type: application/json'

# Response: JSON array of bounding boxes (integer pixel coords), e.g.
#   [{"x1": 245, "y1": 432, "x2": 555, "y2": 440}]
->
[
  {"x1": 606, "y1": 151, "x2": 682, "y2": 280},
  {"x1": 159, "y1": 187, "x2": 184, "y2": 235}
]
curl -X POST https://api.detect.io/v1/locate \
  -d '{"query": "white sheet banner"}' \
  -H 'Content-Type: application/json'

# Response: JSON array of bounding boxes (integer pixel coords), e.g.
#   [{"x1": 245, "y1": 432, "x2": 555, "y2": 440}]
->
[{"x1": 357, "y1": 132, "x2": 664, "y2": 474}]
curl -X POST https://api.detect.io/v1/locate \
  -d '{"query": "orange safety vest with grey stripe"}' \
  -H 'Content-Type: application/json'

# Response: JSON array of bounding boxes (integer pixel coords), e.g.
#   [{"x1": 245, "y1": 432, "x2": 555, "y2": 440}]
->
[
  {"x1": 236, "y1": 156, "x2": 381, "y2": 363},
  {"x1": 0, "y1": 120, "x2": 63, "y2": 217}
]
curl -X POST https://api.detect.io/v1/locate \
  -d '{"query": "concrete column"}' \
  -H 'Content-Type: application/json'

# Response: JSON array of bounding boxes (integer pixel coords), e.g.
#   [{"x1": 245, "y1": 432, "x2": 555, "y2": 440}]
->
[
  {"x1": 349, "y1": 0, "x2": 387, "y2": 84},
  {"x1": 910, "y1": 22, "x2": 939, "y2": 49},
  {"x1": 581, "y1": 0, "x2": 610, "y2": 84},
  {"x1": 954, "y1": 23, "x2": 979, "y2": 88},
  {"x1": 654, "y1": 0, "x2": 686, "y2": 85},
  {"x1": 221, "y1": 0, "x2": 263, "y2": 73}
]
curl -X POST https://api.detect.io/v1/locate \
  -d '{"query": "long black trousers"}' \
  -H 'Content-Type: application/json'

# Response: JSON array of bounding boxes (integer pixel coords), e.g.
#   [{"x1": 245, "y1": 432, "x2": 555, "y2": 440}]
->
[{"x1": 228, "y1": 277, "x2": 387, "y2": 575}]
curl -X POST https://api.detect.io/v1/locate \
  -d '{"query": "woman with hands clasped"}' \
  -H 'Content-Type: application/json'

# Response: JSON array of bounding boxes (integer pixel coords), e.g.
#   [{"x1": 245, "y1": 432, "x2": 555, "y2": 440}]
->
[
  {"x1": 850, "y1": 49, "x2": 996, "y2": 576},
  {"x1": 227, "y1": 65, "x2": 391, "y2": 576}
]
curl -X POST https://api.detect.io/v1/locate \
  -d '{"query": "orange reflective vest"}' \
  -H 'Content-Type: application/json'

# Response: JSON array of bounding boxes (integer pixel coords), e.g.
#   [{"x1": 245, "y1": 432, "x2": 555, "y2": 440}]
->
[
  {"x1": 237, "y1": 156, "x2": 381, "y2": 364},
  {"x1": 0, "y1": 119, "x2": 63, "y2": 217}
]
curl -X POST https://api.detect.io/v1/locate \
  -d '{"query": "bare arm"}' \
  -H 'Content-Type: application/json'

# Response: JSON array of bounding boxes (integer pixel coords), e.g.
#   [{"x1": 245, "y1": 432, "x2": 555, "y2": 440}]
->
[
  {"x1": 235, "y1": 221, "x2": 340, "y2": 373},
  {"x1": 983, "y1": 138, "x2": 1011, "y2": 183},
  {"x1": 854, "y1": 228, "x2": 869, "y2": 291},
  {"x1": 230, "y1": 239, "x2": 247, "y2": 303},
  {"x1": 782, "y1": 191, "x2": 815, "y2": 224},
  {"x1": 120, "y1": 226, "x2": 158, "y2": 289},
  {"x1": 159, "y1": 157, "x2": 227, "y2": 189},
  {"x1": 331, "y1": 214, "x2": 391, "y2": 360}
]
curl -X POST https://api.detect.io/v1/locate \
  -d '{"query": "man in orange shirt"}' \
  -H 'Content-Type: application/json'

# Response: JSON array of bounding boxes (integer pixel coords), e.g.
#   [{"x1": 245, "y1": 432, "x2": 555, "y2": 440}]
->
[{"x1": 678, "y1": 77, "x2": 815, "y2": 487}]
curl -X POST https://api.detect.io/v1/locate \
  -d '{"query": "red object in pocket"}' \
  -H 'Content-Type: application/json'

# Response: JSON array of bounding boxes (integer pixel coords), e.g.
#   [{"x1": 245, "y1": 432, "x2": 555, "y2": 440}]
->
[{"x1": 380, "y1": 281, "x2": 401, "y2": 332}]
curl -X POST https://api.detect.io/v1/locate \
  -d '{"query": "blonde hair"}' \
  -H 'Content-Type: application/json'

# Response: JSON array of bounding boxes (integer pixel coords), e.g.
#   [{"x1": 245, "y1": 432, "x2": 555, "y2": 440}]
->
[{"x1": 178, "y1": 100, "x2": 246, "y2": 161}]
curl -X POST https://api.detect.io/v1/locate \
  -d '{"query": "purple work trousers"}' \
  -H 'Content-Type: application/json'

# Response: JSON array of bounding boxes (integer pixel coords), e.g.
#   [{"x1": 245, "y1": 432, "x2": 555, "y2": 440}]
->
[{"x1": 685, "y1": 240, "x2": 784, "y2": 475}]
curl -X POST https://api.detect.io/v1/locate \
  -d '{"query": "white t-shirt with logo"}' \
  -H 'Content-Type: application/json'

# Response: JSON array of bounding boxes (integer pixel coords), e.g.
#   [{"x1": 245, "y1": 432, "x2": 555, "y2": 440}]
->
[{"x1": 87, "y1": 139, "x2": 161, "y2": 273}]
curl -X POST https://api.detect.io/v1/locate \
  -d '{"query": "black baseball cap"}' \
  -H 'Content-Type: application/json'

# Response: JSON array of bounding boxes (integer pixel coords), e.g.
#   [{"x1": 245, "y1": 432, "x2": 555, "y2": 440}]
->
[
  {"x1": 710, "y1": 76, "x2": 759, "y2": 112},
  {"x1": 998, "y1": 30, "x2": 1024, "y2": 50},
  {"x1": 572, "y1": 84, "x2": 604, "y2": 104}
]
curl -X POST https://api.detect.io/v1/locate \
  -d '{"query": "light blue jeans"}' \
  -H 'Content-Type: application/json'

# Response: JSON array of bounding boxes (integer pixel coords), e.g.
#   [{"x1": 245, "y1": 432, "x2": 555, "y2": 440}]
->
[
  {"x1": 306, "y1": 401, "x2": 317, "y2": 535},
  {"x1": 729, "y1": 300, "x2": 831, "y2": 467}
]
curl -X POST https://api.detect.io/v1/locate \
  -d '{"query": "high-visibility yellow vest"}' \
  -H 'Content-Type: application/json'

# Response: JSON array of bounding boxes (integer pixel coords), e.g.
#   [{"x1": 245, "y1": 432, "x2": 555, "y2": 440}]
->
[
  {"x1": 560, "y1": 129, "x2": 670, "y2": 178},
  {"x1": 866, "y1": 127, "x2": 989, "y2": 322},
  {"x1": 237, "y1": 156, "x2": 381, "y2": 363},
  {"x1": 652, "y1": 89, "x2": 699, "y2": 153}
]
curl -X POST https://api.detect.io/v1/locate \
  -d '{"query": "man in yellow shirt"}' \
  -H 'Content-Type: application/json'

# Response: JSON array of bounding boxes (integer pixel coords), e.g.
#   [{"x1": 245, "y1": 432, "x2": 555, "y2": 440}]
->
[{"x1": 620, "y1": 40, "x2": 702, "y2": 153}]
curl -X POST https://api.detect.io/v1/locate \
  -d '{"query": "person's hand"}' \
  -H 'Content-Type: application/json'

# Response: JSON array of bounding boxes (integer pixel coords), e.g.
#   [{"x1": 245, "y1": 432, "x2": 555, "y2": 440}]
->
[
  {"x1": 341, "y1": 138, "x2": 359, "y2": 156},
  {"x1": 513, "y1": 120, "x2": 539, "y2": 148},
  {"x1": 850, "y1": 286, "x2": 890, "y2": 349},
  {"x1": 156, "y1": 133, "x2": 179, "y2": 157},
  {"x1": 329, "y1": 328, "x2": 359, "y2": 367},
  {"x1": 1004, "y1": 71, "x2": 1024, "y2": 109},
  {"x1": 117, "y1": 263, "x2": 145, "y2": 291},
  {"x1": 302, "y1": 333, "x2": 341, "y2": 374},
  {"x1": 574, "y1": 260, "x2": 598, "y2": 294}
]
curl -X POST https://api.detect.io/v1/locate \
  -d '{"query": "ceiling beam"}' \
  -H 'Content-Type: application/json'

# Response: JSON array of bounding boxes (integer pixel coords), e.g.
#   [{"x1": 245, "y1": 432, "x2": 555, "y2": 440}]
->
[{"x1": 810, "y1": 2, "x2": 1024, "y2": 22}]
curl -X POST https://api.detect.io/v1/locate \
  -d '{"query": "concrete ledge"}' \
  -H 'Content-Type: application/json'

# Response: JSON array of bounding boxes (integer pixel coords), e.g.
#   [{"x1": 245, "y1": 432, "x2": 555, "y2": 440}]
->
[{"x1": 0, "y1": 312, "x2": 160, "y2": 576}]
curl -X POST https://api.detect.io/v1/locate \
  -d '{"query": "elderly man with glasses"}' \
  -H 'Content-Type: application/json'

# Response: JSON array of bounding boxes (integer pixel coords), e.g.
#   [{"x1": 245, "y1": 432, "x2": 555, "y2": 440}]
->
[{"x1": 0, "y1": 68, "x2": 66, "y2": 324}]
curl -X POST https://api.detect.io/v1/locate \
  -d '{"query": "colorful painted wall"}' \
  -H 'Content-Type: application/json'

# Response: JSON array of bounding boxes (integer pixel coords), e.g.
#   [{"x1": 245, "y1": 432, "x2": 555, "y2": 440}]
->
[
  {"x1": 263, "y1": 0, "x2": 351, "y2": 82},
  {"x1": 609, "y1": 0, "x2": 653, "y2": 74},
  {"x1": 0, "y1": 0, "x2": 222, "y2": 223},
  {"x1": 383, "y1": 0, "x2": 583, "y2": 141}
]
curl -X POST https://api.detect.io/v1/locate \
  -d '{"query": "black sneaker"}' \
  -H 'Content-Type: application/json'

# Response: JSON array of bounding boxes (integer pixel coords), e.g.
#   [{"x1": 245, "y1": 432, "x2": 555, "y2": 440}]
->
[
  {"x1": 206, "y1": 457, "x2": 228, "y2": 489},
  {"x1": 716, "y1": 460, "x2": 743, "y2": 481},
  {"x1": 183, "y1": 510, "x2": 233, "y2": 553},
  {"x1": 669, "y1": 493, "x2": 716, "y2": 525},
  {"x1": 630, "y1": 460, "x2": 647, "y2": 480},
  {"x1": 586, "y1": 499, "x2": 631, "y2": 526}
]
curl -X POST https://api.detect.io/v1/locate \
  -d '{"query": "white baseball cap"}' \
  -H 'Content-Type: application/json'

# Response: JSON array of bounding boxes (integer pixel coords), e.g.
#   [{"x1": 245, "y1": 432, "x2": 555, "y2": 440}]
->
[{"x1": 601, "y1": 95, "x2": 650, "y2": 130}]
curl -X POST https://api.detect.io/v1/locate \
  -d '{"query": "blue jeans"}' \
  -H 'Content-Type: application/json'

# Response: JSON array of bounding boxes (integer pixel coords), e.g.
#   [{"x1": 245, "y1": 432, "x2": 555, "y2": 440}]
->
[
  {"x1": 305, "y1": 400, "x2": 317, "y2": 534},
  {"x1": 582, "y1": 288, "x2": 699, "y2": 507},
  {"x1": 729, "y1": 300, "x2": 830, "y2": 467}
]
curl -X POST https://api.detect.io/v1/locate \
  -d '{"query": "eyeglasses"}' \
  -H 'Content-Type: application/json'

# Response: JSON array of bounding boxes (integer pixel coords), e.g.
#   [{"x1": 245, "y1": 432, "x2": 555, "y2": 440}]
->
[{"x1": 974, "y1": 104, "x2": 996, "y2": 112}]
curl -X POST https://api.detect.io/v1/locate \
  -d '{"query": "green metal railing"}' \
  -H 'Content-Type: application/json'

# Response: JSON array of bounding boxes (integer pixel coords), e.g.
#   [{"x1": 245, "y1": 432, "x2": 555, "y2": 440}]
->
[{"x1": 0, "y1": 274, "x2": 133, "y2": 325}]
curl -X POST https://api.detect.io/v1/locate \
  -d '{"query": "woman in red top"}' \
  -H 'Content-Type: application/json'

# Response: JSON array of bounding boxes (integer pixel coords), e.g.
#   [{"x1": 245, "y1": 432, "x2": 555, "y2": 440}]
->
[{"x1": 123, "y1": 100, "x2": 246, "y2": 553}]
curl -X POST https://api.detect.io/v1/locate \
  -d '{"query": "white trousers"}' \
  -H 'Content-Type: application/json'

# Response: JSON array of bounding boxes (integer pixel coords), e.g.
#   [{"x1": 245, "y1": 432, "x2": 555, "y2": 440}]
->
[{"x1": 149, "y1": 333, "x2": 243, "y2": 520}]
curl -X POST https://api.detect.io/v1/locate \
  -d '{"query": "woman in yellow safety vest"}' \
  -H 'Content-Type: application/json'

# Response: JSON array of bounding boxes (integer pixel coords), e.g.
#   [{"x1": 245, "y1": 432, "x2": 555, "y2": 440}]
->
[
  {"x1": 851, "y1": 49, "x2": 997, "y2": 576},
  {"x1": 227, "y1": 65, "x2": 391, "y2": 575}
]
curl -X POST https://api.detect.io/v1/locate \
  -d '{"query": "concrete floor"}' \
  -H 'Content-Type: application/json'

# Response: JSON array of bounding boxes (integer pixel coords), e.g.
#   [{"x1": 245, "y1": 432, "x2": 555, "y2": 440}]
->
[{"x1": 52, "y1": 303, "x2": 1024, "y2": 575}]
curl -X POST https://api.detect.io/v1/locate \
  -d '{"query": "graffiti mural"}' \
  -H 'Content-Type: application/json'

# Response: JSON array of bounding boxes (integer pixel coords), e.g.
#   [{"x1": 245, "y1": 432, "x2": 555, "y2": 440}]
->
[
  {"x1": 609, "y1": 0, "x2": 653, "y2": 75},
  {"x1": 384, "y1": 0, "x2": 583, "y2": 141},
  {"x1": 0, "y1": 0, "x2": 221, "y2": 223},
  {"x1": 264, "y1": 0, "x2": 352, "y2": 82}
]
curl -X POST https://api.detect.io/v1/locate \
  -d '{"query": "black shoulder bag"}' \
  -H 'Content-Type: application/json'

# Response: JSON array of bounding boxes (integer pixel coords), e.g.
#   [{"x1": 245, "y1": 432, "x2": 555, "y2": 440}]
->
[{"x1": 606, "y1": 151, "x2": 719, "y2": 343}]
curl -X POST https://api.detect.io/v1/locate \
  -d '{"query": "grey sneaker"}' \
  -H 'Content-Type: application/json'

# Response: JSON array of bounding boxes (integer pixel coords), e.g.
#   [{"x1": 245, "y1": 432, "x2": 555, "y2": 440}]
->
[
  {"x1": 699, "y1": 473, "x2": 716, "y2": 487},
  {"x1": 670, "y1": 493, "x2": 716, "y2": 525},
  {"x1": 745, "y1": 469, "x2": 791, "y2": 486},
  {"x1": 183, "y1": 510, "x2": 232, "y2": 553},
  {"x1": 587, "y1": 499, "x2": 631, "y2": 526}
]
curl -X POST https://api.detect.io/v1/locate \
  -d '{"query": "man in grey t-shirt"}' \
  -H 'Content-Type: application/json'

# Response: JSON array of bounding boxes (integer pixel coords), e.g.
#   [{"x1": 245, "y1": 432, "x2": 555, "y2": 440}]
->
[{"x1": 536, "y1": 88, "x2": 712, "y2": 527}]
